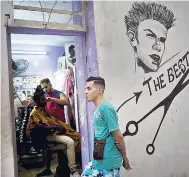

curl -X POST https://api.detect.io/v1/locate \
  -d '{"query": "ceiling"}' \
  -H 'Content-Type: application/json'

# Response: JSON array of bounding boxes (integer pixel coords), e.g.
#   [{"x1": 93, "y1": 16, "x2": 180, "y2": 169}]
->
[
  {"x1": 11, "y1": 34, "x2": 74, "y2": 46},
  {"x1": 11, "y1": 1, "x2": 75, "y2": 47}
]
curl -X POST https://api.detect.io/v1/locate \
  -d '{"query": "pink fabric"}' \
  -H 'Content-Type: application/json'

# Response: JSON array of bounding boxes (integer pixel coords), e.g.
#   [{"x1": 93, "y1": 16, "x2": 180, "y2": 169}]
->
[
  {"x1": 65, "y1": 67, "x2": 76, "y2": 128},
  {"x1": 45, "y1": 91, "x2": 65, "y2": 122},
  {"x1": 66, "y1": 66, "x2": 75, "y2": 96}
]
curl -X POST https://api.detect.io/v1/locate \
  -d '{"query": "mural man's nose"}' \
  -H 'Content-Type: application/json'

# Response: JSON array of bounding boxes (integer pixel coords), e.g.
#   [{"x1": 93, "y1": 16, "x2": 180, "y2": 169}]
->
[{"x1": 153, "y1": 40, "x2": 161, "y2": 52}]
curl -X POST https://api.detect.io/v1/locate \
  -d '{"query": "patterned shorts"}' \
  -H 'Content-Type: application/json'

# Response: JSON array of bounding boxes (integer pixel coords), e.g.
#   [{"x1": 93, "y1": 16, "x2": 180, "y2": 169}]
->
[{"x1": 81, "y1": 162, "x2": 120, "y2": 177}]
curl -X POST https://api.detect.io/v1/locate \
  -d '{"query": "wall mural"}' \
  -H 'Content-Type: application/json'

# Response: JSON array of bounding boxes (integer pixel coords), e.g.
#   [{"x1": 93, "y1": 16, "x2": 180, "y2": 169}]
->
[{"x1": 117, "y1": 2, "x2": 189, "y2": 155}]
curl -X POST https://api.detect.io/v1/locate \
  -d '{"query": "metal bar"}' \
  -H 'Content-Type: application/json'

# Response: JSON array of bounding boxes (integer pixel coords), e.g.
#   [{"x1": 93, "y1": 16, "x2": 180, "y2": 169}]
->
[
  {"x1": 13, "y1": 5, "x2": 82, "y2": 16},
  {"x1": 13, "y1": 19, "x2": 87, "y2": 32}
]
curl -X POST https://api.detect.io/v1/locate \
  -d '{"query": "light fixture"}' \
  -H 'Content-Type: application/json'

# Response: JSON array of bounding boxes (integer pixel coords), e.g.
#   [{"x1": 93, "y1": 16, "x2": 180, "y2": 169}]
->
[{"x1": 11, "y1": 51, "x2": 47, "y2": 55}]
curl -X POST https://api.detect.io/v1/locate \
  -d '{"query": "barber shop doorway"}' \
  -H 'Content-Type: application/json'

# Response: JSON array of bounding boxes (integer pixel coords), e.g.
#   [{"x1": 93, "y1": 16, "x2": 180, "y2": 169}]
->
[{"x1": 7, "y1": 26, "x2": 90, "y2": 177}]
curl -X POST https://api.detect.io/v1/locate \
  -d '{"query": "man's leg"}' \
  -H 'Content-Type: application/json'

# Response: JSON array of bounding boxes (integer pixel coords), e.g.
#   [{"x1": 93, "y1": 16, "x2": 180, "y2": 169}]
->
[
  {"x1": 35, "y1": 150, "x2": 52, "y2": 177},
  {"x1": 44, "y1": 150, "x2": 52, "y2": 171},
  {"x1": 47, "y1": 135, "x2": 77, "y2": 172},
  {"x1": 54, "y1": 151, "x2": 70, "y2": 177}
]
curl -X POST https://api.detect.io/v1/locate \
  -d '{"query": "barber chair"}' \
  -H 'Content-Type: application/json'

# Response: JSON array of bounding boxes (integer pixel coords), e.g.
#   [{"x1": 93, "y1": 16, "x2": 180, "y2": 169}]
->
[
  {"x1": 16, "y1": 106, "x2": 44, "y2": 166},
  {"x1": 16, "y1": 106, "x2": 81, "y2": 176}
]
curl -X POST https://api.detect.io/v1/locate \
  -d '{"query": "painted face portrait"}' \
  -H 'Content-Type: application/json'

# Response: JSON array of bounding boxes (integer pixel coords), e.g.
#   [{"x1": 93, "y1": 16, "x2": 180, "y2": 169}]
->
[
  {"x1": 130, "y1": 19, "x2": 167, "y2": 73},
  {"x1": 125, "y1": 2, "x2": 175, "y2": 74}
]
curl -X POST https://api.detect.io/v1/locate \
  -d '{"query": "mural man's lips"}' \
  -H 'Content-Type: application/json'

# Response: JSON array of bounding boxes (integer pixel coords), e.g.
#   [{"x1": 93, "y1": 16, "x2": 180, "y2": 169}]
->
[
  {"x1": 149, "y1": 54, "x2": 160, "y2": 62},
  {"x1": 150, "y1": 54, "x2": 160, "y2": 66}
]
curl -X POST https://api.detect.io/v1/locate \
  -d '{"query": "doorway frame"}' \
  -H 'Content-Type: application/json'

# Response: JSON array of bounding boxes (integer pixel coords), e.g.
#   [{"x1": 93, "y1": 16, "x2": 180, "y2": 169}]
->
[{"x1": 7, "y1": 26, "x2": 91, "y2": 175}]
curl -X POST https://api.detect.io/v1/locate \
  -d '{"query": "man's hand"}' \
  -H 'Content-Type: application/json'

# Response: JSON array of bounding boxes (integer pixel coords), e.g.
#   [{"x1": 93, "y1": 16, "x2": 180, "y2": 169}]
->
[
  {"x1": 46, "y1": 94, "x2": 69, "y2": 105},
  {"x1": 123, "y1": 156, "x2": 132, "y2": 170},
  {"x1": 115, "y1": 141, "x2": 124, "y2": 150},
  {"x1": 46, "y1": 97, "x2": 52, "y2": 101}
]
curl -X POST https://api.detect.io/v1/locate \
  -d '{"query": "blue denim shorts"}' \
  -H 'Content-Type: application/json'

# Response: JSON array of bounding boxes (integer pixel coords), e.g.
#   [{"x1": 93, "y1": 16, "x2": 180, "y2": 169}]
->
[{"x1": 81, "y1": 162, "x2": 120, "y2": 177}]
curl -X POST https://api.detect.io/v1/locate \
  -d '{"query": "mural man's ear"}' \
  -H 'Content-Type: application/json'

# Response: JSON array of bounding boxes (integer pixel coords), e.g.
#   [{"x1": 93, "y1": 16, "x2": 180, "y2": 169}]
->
[{"x1": 127, "y1": 31, "x2": 137, "y2": 47}]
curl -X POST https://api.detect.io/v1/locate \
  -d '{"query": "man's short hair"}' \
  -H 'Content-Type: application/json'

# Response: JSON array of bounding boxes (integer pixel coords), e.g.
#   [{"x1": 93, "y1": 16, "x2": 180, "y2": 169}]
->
[
  {"x1": 86, "y1": 76, "x2": 105, "y2": 88},
  {"x1": 124, "y1": 2, "x2": 175, "y2": 37},
  {"x1": 69, "y1": 45, "x2": 75, "y2": 52},
  {"x1": 40, "y1": 78, "x2": 51, "y2": 85}
]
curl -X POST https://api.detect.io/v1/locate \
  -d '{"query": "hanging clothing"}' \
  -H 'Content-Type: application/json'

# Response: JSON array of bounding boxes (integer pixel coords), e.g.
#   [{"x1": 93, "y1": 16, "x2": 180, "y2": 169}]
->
[
  {"x1": 65, "y1": 66, "x2": 76, "y2": 129},
  {"x1": 66, "y1": 66, "x2": 75, "y2": 97},
  {"x1": 45, "y1": 90, "x2": 65, "y2": 122}
]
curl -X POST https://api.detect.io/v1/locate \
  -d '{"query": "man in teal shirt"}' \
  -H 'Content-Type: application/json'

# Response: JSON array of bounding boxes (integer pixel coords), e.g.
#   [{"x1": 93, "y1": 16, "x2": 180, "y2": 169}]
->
[{"x1": 82, "y1": 76, "x2": 131, "y2": 177}]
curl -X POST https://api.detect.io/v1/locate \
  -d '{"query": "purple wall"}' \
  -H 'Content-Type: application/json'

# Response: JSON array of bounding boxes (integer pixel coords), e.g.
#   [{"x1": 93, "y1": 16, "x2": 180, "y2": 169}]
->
[
  {"x1": 85, "y1": 1, "x2": 98, "y2": 161},
  {"x1": 73, "y1": 1, "x2": 99, "y2": 166},
  {"x1": 74, "y1": 35, "x2": 90, "y2": 169},
  {"x1": 11, "y1": 44, "x2": 64, "y2": 76},
  {"x1": 8, "y1": 27, "x2": 85, "y2": 37},
  {"x1": 72, "y1": 1, "x2": 90, "y2": 169}
]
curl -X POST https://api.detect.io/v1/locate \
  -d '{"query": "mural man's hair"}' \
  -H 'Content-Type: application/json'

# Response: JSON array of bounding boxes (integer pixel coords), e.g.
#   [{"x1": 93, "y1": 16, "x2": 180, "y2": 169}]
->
[
  {"x1": 40, "y1": 78, "x2": 51, "y2": 85},
  {"x1": 124, "y1": 2, "x2": 176, "y2": 36},
  {"x1": 86, "y1": 76, "x2": 105, "y2": 88}
]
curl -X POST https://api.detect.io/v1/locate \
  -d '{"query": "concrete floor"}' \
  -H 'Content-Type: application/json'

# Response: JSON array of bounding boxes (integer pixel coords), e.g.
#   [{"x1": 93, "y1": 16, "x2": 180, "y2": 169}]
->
[
  {"x1": 18, "y1": 154, "x2": 82, "y2": 177},
  {"x1": 18, "y1": 154, "x2": 58, "y2": 177}
]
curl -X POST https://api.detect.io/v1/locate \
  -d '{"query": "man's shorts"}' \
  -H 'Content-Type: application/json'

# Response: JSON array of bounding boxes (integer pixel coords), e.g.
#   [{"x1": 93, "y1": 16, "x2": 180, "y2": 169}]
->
[{"x1": 81, "y1": 162, "x2": 120, "y2": 177}]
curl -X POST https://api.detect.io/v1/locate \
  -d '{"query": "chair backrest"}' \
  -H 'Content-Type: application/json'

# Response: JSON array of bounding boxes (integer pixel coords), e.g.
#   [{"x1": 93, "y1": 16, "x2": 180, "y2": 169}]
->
[{"x1": 18, "y1": 106, "x2": 33, "y2": 144}]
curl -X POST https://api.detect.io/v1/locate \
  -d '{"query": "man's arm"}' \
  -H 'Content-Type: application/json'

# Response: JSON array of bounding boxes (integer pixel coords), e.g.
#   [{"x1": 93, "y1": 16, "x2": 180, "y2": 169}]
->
[
  {"x1": 47, "y1": 93, "x2": 69, "y2": 105},
  {"x1": 112, "y1": 129, "x2": 127, "y2": 159},
  {"x1": 112, "y1": 129, "x2": 131, "y2": 170},
  {"x1": 26, "y1": 109, "x2": 47, "y2": 136},
  {"x1": 103, "y1": 106, "x2": 131, "y2": 170},
  {"x1": 26, "y1": 114, "x2": 37, "y2": 137}
]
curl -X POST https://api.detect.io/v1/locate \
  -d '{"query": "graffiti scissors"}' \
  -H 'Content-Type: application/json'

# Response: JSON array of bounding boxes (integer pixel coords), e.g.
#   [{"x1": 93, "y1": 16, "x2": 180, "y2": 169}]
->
[{"x1": 122, "y1": 67, "x2": 189, "y2": 154}]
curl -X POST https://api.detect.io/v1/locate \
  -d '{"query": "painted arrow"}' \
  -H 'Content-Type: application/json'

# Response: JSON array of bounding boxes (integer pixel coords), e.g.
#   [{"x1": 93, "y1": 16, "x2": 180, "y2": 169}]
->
[{"x1": 117, "y1": 91, "x2": 142, "y2": 112}]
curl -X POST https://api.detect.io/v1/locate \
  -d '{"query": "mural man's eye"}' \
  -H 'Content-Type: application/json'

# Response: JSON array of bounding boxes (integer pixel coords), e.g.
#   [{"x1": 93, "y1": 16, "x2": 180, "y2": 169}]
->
[
  {"x1": 146, "y1": 33, "x2": 155, "y2": 39},
  {"x1": 160, "y1": 38, "x2": 166, "y2": 43}
]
